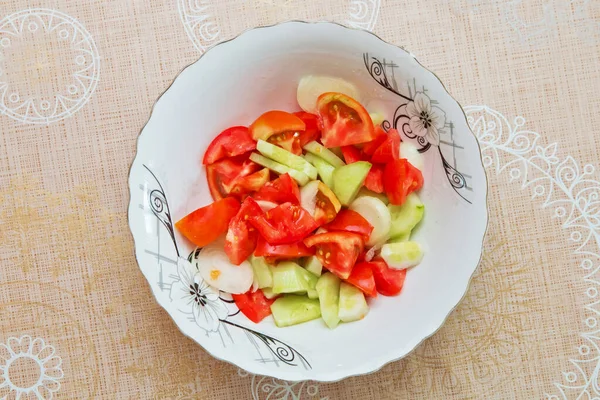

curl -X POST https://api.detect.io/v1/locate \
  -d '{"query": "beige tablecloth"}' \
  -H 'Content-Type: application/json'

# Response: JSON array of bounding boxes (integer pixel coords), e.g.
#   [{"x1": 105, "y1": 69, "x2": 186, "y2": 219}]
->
[{"x1": 1, "y1": 0, "x2": 599, "y2": 398}]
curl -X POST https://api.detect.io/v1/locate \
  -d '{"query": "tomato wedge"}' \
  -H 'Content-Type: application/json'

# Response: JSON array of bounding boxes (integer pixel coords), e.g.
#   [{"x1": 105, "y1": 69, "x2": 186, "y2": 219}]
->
[
  {"x1": 175, "y1": 197, "x2": 240, "y2": 247},
  {"x1": 293, "y1": 111, "x2": 322, "y2": 147},
  {"x1": 346, "y1": 262, "x2": 378, "y2": 297},
  {"x1": 362, "y1": 126, "x2": 388, "y2": 155},
  {"x1": 369, "y1": 258, "x2": 407, "y2": 296},
  {"x1": 267, "y1": 131, "x2": 302, "y2": 155},
  {"x1": 371, "y1": 128, "x2": 400, "y2": 164},
  {"x1": 203, "y1": 126, "x2": 256, "y2": 165},
  {"x1": 250, "y1": 203, "x2": 318, "y2": 244},
  {"x1": 364, "y1": 164, "x2": 384, "y2": 193},
  {"x1": 229, "y1": 168, "x2": 270, "y2": 197},
  {"x1": 224, "y1": 197, "x2": 263, "y2": 265},
  {"x1": 304, "y1": 232, "x2": 364, "y2": 279},
  {"x1": 254, "y1": 236, "x2": 314, "y2": 261},
  {"x1": 317, "y1": 92, "x2": 375, "y2": 148},
  {"x1": 313, "y1": 182, "x2": 342, "y2": 225},
  {"x1": 323, "y1": 209, "x2": 373, "y2": 239},
  {"x1": 249, "y1": 110, "x2": 306, "y2": 142},
  {"x1": 206, "y1": 157, "x2": 260, "y2": 201},
  {"x1": 383, "y1": 158, "x2": 424, "y2": 205},
  {"x1": 232, "y1": 289, "x2": 275, "y2": 323},
  {"x1": 252, "y1": 173, "x2": 300, "y2": 205},
  {"x1": 341, "y1": 145, "x2": 365, "y2": 164}
]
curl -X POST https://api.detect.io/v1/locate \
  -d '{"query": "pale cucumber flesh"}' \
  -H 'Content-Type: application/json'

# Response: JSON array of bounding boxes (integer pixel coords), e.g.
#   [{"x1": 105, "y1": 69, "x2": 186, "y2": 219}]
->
[
  {"x1": 270, "y1": 295, "x2": 322, "y2": 327},
  {"x1": 257, "y1": 140, "x2": 318, "y2": 180},
  {"x1": 262, "y1": 287, "x2": 279, "y2": 299},
  {"x1": 388, "y1": 193, "x2": 424, "y2": 239},
  {"x1": 332, "y1": 161, "x2": 372, "y2": 206},
  {"x1": 303, "y1": 141, "x2": 345, "y2": 167},
  {"x1": 303, "y1": 153, "x2": 335, "y2": 188},
  {"x1": 249, "y1": 152, "x2": 309, "y2": 185},
  {"x1": 249, "y1": 255, "x2": 273, "y2": 289},
  {"x1": 272, "y1": 261, "x2": 318, "y2": 294},
  {"x1": 316, "y1": 272, "x2": 341, "y2": 329},
  {"x1": 303, "y1": 255, "x2": 323, "y2": 277},
  {"x1": 380, "y1": 241, "x2": 423, "y2": 270},
  {"x1": 338, "y1": 282, "x2": 369, "y2": 322}
]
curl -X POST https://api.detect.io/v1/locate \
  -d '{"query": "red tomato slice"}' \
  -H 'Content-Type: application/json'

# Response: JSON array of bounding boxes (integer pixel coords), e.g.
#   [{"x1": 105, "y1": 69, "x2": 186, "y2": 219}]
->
[
  {"x1": 346, "y1": 262, "x2": 378, "y2": 297},
  {"x1": 175, "y1": 197, "x2": 240, "y2": 247},
  {"x1": 312, "y1": 182, "x2": 342, "y2": 226},
  {"x1": 369, "y1": 258, "x2": 407, "y2": 296},
  {"x1": 230, "y1": 168, "x2": 270, "y2": 197},
  {"x1": 371, "y1": 128, "x2": 400, "y2": 164},
  {"x1": 341, "y1": 145, "x2": 366, "y2": 164},
  {"x1": 362, "y1": 126, "x2": 388, "y2": 155},
  {"x1": 249, "y1": 110, "x2": 306, "y2": 141},
  {"x1": 254, "y1": 236, "x2": 315, "y2": 261},
  {"x1": 224, "y1": 197, "x2": 263, "y2": 265},
  {"x1": 323, "y1": 209, "x2": 373, "y2": 239},
  {"x1": 293, "y1": 111, "x2": 322, "y2": 147},
  {"x1": 252, "y1": 173, "x2": 300, "y2": 205},
  {"x1": 206, "y1": 157, "x2": 260, "y2": 201},
  {"x1": 203, "y1": 126, "x2": 256, "y2": 165},
  {"x1": 304, "y1": 232, "x2": 364, "y2": 279},
  {"x1": 317, "y1": 92, "x2": 375, "y2": 148},
  {"x1": 232, "y1": 289, "x2": 275, "y2": 323},
  {"x1": 364, "y1": 164, "x2": 385, "y2": 193},
  {"x1": 250, "y1": 203, "x2": 318, "y2": 244},
  {"x1": 383, "y1": 159, "x2": 424, "y2": 205}
]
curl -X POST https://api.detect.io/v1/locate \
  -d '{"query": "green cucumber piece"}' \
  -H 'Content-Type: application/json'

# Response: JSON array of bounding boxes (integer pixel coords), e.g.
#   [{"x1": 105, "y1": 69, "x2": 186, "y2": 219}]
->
[
  {"x1": 272, "y1": 261, "x2": 318, "y2": 294},
  {"x1": 338, "y1": 282, "x2": 369, "y2": 323},
  {"x1": 387, "y1": 231, "x2": 411, "y2": 243},
  {"x1": 307, "y1": 288, "x2": 319, "y2": 299},
  {"x1": 249, "y1": 255, "x2": 273, "y2": 289},
  {"x1": 249, "y1": 153, "x2": 310, "y2": 185},
  {"x1": 303, "y1": 255, "x2": 323, "y2": 277},
  {"x1": 380, "y1": 241, "x2": 423, "y2": 270},
  {"x1": 303, "y1": 141, "x2": 345, "y2": 167},
  {"x1": 316, "y1": 273, "x2": 341, "y2": 329},
  {"x1": 262, "y1": 288, "x2": 279, "y2": 299},
  {"x1": 303, "y1": 153, "x2": 335, "y2": 188},
  {"x1": 388, "y1": 193, "x2": 424, "y2": 239},
  {"x1": 332, "y1": 161, "x2": 372, "y2": 206},
  {"x1": 270, "y1": 295, "x2": 321, "y2": 327},
  {"x1": 356, "y1": 187, "x2": 389, "y2": 205},
  {"x1": 257, "y1": 140, "x2": 318, "y2": 180}
]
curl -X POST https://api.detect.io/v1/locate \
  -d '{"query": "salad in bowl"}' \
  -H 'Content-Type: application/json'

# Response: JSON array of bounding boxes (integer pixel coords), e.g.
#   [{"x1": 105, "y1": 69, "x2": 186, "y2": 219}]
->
[{"x1": 128, "y1": 21, "x2": 487, "y2": 381}]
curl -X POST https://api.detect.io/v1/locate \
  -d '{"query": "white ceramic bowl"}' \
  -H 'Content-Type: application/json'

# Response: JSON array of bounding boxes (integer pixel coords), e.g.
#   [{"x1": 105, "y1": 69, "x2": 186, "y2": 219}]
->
[{"x1": 128, "y1": 21, "x2": 488, "y2": 382}]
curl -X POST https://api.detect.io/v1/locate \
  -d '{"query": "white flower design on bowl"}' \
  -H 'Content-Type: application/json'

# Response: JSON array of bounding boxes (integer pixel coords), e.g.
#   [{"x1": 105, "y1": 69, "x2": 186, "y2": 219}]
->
[
  {"x1": 406, "y1": 92, "x2": 446, "y2": 146},
  {"x1": 0, "y1": 335, "x2": 64, "y2": 399},
  {"x1": 169, "y1": 257, "x2": 228, "y2": 332}
]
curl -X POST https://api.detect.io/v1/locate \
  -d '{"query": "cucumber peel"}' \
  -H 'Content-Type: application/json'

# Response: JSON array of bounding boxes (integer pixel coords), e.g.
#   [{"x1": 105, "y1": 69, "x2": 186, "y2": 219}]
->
[
  {"x1": 303, "y1": 141, "x2": 345, "y2": 168},
  {"x1": 316, "y1": 273, "x2": 341, "y2": 329},
  {"x1": 270, "y1": 295, "x2": 321, "y2": 327},
  {"x1": 249, "y1": 152, "x2": 310, "y2": 185},
  {"x1": 332, "y1": 161, "x2": 372, "y2": 206},
  {"x1": 338, "y1": 283, "x2": 369, "y2": 323},
  {"x1": 304, "y1": 153, "x2": 335, "y2": 188},
  {"x1": 257, "y1": 140, "x2": 318, "y2": 180}
]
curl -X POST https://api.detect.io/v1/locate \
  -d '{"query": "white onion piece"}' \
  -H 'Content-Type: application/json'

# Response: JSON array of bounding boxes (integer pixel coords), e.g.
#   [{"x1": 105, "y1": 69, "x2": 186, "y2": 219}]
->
[
  {"x1": 364, "y1": 242, "x2": 384, "y2": 262},
  {"x1": 349, "y1": 196, "x2": 392, "y2": 247},
  {"x1": 400, "y1": 141, "x2": 424, "y2": 172},
  {"x1": 300, "y1": 180, "x2": 320, "y2": 217},
  {"x1": 196, "y1": 243, "x2": 254, "y2": 294},
  {"x1": 256, "y1": 200, "x2": 278, "y2": 212},
  {"x1": 297, "y1": 75, "x2": 361, "y2": 114}
]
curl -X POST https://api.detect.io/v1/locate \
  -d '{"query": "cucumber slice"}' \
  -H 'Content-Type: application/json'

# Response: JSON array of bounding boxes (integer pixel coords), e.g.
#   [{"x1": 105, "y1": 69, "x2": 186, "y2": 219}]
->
[
  {"x1": 270, "y1": 295, "x2": 321, "y2": 327},
  {"x1": 316, "y1": 273, "x2": 341, "y2": 329},
  {"x1": 304, "y1": 153, "x2": 335, "y2": 188},
  {"x1": 332, "y1": 161, "x2": 372, "y2": 206},
  {"x1": 303, "y1": 141, "x2": 345, "y2": 168},
  {"x1": 387, "y1": 231, "x2": 411, "y2": 243},
  {"x1": 272, "y1": 261, "x2": 318, "y2": 294},
  {"x1": 356, "y1": 187, "x2": 389, "y2": 205},
  {"x1": 388, "y1": 193, "x2": 424, "y2": 239},
  {"x1": 262, "y1": 287, "x2": 279, "y2": 299},
  {"x1": 257, "y1": 140, "x2": 318, "y2": 180},
  {"x1": 338, "y1": 282, "x2": 369, "y2": 323},
  {"x1": 249, "y1": 255, "x2": 273, "y2": 289},
  {"x1": 307, "y1": 288, "x2": 319, "y2": 299},
  {"x1": 303, "y1": 255, "x2": 323, "y2": 277},
  {"x1": 349, "y1": 196, "x2": 392, "y2": 246},
  {"x1": 380, "y1": 241, "x2": 423, "y2": 270},
  {"x1": 249, "y1": 153, "x2": 310, "y2": 185},
  {"x1": 400, "y1": 141, "x2": 424, "y2": 172}
]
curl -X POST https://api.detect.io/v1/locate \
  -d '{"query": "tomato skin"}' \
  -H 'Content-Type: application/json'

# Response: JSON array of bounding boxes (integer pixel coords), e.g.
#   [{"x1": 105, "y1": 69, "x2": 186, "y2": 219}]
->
[
  {"x1": 232, "y1": 289, "x2": 275, "y2": 323},
  {"x1": 176, "y1": 197, "x2": 241, "y2": 247},
  {"x1": 383, "y1": 159, "x2": 424, "y2": 205},
  {"x1": 362, "y1": 126, "x2": 388, "y2": 155},
  {"x1": 323, "y1": 209, "x2": 373, "y2": 239},
  {"x1": 313, "y1": 182, "x2": 342, "y2": 226},
  {"x1": 249, "y1": 110, "x2": 306, "y2": 141},
  {"x1": 369, "y1": 258, "x2": 407, "y2": 296},
  {"x1": 252, "y1": 173, "x2": 300, "y2": 205},
  {"x1": 254, "y1": 236, "x2": 315, "y2": 261},
  {"x1": 206, "y1": 157, "x2": 260, "y2": 201},
  {"x1": 341, "y1": 145, "x2": 366, "y2": 164},
  {"x1": 364, "y1": 164, "x2": 385, "y2": 193},
  {"x1": 250, "y1": 203, "x2": 318, "y2": 245},
  {"x1": 304, "y1": 232, "x2": 364, "y2": 280},
  {"x1": 229, "y1": 168, "x2": 270, "y2": 197},
  {"x1": 371, "y1": 129, "x2": 400, "y2": 164},
  {"x1": 317, "y1": 92, "x2": 375, "y2": 148},
  {"x1": 224, "y1": 197, "x2": 263, "y2": 265},
  {"x1": 203, "y1": 126, "x2": 256, "y2": 165},
  {"x1": 346, "y1": 262, "x2": 378, "y2": 297},
  {"x1": 293, "y1": 111, "x2": 322, "y2": 147}
]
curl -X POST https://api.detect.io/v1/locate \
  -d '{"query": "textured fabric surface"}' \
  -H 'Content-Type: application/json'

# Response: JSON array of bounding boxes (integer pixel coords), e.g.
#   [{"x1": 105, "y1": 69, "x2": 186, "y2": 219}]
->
[{"x1": 1, "y1": 0, "x2": 599, "y2": 398}]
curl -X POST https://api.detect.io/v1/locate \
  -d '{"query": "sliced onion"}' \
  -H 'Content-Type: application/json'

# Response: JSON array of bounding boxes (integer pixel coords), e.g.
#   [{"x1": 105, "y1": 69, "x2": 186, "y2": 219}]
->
[
  {"x1": 400, "y1": 141, "x2": 424, "y2": 172},
  {"x1": 300, "y1": 180, "x2": 320, "y2": 217},
  {"x1": 195, "y1": 243, "x2": 254, "y2": 294},
  {"x1": 349, "y1": 196, "x2": 392, "y2": 247},
  {"x1": 256, "y1": 200, "x2": 278, "y2": 212},
  {"x1": 297, "y1": 75, "x2": 361, "y2": 114},
  {"x1": 364, "y1": 242, "x2": 384, "y2": 262}
]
